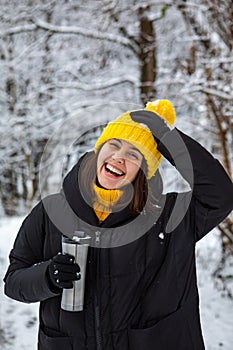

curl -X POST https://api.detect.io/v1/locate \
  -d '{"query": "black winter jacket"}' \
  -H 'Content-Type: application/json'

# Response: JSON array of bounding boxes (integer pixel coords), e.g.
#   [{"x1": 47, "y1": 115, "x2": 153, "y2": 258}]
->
[{"x1": 4, "y1": 129, "x2": 233, "y2": 350}]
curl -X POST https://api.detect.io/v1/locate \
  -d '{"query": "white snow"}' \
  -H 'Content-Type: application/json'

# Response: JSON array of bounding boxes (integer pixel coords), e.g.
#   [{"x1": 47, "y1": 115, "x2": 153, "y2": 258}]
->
[
  {"x1": 0, "y1": 216, "x2": 233, "y2": 349},
  {"x1": 0, "y1": 217, "x2": 39, "y2": 350}
]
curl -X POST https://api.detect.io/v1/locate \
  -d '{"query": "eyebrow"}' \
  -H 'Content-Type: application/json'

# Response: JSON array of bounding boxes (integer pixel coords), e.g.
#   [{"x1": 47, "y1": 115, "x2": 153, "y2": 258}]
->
[{"x1": 113, "y1": 138, "x2": 142, "y2": 155}]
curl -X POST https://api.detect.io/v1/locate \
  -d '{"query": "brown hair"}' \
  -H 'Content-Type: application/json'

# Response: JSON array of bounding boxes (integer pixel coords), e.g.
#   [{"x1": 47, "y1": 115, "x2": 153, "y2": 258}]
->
[{"x1": 78, "y1": 150, "x2": 160, "y2": 216}]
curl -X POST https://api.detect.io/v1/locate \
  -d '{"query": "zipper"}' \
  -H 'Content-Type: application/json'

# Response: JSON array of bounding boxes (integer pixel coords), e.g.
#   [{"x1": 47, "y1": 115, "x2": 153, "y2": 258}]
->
[
  {"x1": 94, "y1": 230, "x2": 103, "y2": 350},
  {"x1": 95, "y1": 231, "x2": 101, "y2": 246},
  {"x1": 95, "y1": 297, "x2": 102, "y2": 350}
]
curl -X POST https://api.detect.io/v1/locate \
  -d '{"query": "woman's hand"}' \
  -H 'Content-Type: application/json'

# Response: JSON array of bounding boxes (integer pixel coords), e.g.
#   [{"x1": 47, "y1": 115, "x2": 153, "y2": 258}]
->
[
  {"x1": 47, "y1": 253, "x2": 81, "y2": 290},
  {"x1": 130, "y1": 110, "x2": 171, "y2": 142}
]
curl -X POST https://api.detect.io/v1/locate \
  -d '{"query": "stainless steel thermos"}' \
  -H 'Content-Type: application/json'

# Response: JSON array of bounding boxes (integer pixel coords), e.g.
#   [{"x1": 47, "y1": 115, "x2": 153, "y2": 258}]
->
[{"x1": 61, "y1": 231, "x2": 91, "y2": 312}]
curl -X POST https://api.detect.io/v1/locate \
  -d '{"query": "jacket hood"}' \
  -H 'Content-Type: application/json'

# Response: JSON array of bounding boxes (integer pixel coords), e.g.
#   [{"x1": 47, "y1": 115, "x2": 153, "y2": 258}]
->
[{"x1": 62, "y1": 153, "x2": 97, "y2": 225}]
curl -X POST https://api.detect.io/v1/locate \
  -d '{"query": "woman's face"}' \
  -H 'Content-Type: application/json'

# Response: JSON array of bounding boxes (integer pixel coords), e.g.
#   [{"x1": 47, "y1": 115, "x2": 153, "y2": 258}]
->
[{"x1": 97, "y1": 139, "x2": 143, "y2": 189}]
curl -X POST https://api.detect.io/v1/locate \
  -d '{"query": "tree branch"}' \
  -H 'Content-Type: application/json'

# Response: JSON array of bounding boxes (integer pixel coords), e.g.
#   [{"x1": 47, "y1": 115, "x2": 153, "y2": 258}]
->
[
  {"x1": 0, "y1": 24, "x2": 36, "y2": 36},
  {"x1": 206, "y1": 95, "x2": 232, "y2": 178},
  {"x1": 33, "y1": 18, "x2": 139, "y2": 54},
  {"x1": 37, "y1": 76, "x2": 138, "y2": 92},
  {"x1": 0, "y1": 18, "x2": 139, "y2": 54}
]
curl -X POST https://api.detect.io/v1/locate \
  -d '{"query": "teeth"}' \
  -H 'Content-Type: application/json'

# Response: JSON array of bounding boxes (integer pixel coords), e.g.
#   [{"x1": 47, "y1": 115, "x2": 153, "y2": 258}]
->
[{"x1": 106, "y1": 164, "x2": 124, "y2": 176}]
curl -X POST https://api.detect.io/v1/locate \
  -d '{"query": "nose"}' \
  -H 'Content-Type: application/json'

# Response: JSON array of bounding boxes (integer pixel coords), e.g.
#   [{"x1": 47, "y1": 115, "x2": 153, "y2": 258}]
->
[{"x1": 111, "y1": 150, "x2": 125, "y2": 163}]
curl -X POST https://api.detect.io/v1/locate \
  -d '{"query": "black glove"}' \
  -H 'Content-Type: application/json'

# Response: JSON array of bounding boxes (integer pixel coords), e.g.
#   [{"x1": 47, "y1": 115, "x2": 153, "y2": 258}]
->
[
  {"x1": 130, "y1": 110, "x2": 174, "y2": 164},
  {"x1": 130, "y1": 110, "x2": 170, "y2": 142},
  {"x1": 47, "y1": 253, "x2": 81, "y2": 290}
]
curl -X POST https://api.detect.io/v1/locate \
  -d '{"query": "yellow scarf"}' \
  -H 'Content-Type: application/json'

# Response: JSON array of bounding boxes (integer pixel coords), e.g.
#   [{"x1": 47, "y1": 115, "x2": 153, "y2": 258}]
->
[{"x1": 93, "y1": 184, "x2": 123, "y2": 223}]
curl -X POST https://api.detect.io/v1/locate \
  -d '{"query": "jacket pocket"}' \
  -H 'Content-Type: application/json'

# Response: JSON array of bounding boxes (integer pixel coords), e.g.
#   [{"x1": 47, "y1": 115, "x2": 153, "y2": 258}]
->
[
  {"x1": 128, "y1": 306, "x2": 194, "y2": 350},
  {"x1": 38, "y1": 327, "x2": 73, "y2": 350}
]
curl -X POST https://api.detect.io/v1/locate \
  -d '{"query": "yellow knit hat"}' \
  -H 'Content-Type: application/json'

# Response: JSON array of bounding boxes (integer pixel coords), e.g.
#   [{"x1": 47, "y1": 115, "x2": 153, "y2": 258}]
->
[{"x1": 94, "y1": 99, "x2": 176, "y2": 179}]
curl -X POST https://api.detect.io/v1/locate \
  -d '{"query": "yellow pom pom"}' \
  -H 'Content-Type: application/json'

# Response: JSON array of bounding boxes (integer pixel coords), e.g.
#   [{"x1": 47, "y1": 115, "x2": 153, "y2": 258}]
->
[{"x1": 145, "y1": 99, "x2": 176, "y2": 127}]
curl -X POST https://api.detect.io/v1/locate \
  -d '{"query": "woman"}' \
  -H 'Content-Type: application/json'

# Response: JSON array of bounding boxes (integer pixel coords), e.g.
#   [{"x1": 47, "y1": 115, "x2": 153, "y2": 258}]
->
[{"x1": 4, "y1": 100, "x2": 233, "y2": 350}]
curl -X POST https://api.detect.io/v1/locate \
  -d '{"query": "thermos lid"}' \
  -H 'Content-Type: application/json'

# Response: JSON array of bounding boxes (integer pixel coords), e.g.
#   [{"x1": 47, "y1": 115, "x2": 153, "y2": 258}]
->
[
  {"x1": 72, "y1": 231, "x2": 91, "y2": 244},
  {"x1": 63, "y1": 231, "x2": 91, "y2": 244}
]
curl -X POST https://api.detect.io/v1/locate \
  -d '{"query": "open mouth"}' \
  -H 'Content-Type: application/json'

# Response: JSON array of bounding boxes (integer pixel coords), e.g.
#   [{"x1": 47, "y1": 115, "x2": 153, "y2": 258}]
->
[{"x1": 105, "y1": 163, "x2": 125, "y2": 177}]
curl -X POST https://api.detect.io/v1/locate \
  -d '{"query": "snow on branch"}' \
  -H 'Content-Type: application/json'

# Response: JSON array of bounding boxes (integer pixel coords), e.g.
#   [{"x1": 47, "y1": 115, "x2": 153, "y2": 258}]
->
[
  {"x1": 0, "y1": 24, "x2": 36, "y2": 36},
  {"x1": 201, "y1": 57, "x2": 233, "y2": 65},
  {"x1": 156, "y1": 78, "x2": 233, "y2": 100},
  {"x1": 33, "y1": 18, "x2": 139, "y2": 54},
  {"x1": 180, "y1": 86, "x2": 233, "y2": 100},
  {"x1": 200, "y1": 87, "x2": 233, "y2": 100},
  {"x1": 37, "y1": 76, "x2": 138, "y2": 92},
  {"x1": 0, "y1": 19, "x2": 139, "y2": 54}
]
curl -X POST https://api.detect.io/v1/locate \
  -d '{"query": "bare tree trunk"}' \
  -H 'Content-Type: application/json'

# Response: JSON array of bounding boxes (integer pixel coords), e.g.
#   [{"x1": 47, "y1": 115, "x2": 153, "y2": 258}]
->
[
  {"x1": 38, "y1": 4, "x2": 54, "y2": 103},
  {"x1": 138, "y1": 6, "x2": 156, "y2": 105},
  {"x1": 1, "y1": 36, "x2": 19, "y2": 216},
  {"x1": 5, "y1": 37, "x2": 17, "y2": 113},
  {"x1": 1, "y1": 168, "x2": 19, "y2": 216}
]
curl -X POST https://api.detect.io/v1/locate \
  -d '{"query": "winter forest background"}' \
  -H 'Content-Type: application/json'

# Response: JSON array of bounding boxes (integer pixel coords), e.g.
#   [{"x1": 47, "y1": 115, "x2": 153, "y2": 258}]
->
[{"x1": 0, "y1": 0, "x2": 233, "y2": 349}]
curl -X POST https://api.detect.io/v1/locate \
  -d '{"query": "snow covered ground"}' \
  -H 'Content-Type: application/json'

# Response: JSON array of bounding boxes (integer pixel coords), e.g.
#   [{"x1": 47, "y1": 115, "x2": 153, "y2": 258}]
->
[{"x1": 0, "y1": 215, "x2": 233, "y2": 349}]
